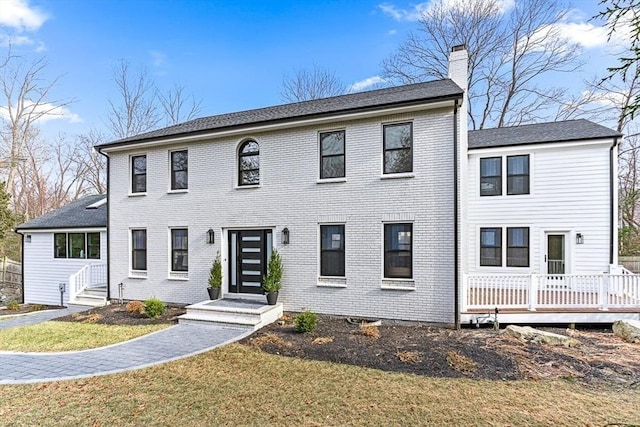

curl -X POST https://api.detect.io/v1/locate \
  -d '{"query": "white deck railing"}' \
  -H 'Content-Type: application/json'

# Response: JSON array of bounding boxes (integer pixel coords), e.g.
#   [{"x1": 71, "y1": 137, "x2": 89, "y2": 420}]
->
[
  {"x1": 68, "y1": 263, "x2": 107, "y2": 303},
  {"x1": 463, "y1": 272, "x2": 640, "y2": 312}
]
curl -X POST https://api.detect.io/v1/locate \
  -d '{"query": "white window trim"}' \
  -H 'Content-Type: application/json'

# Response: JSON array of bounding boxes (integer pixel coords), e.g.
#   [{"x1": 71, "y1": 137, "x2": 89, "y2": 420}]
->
[
  {"x1": 168, "y1": 226, "x2": 189, "y2": 278},
  {"x1": 129, "y1": 228, "x2": 148, "y2": 278},
  {"x1": 318, "y1": 128, "x2": 347, "y2": 181}
]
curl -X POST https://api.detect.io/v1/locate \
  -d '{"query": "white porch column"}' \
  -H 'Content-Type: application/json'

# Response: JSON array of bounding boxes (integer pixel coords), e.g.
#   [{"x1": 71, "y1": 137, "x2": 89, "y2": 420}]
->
[{"x1": 599, "y1": 273, "x2": 610, "y2": 311}]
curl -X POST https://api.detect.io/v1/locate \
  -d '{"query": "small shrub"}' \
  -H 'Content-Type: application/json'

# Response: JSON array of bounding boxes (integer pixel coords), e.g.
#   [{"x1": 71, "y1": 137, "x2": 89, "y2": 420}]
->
[
  {"x1": 143, "y1": 297, "x2": 166, "y2": 318},
  {"x1": 82, "y1": 313, "x2": 103, "y2": 324},
  {"x1": 30, "y1": 304, "x2": 45, "y2": 312},
  {"x1": 294, "y1": 310, "x2": 318, "y2": 333},
  {"x1": 6, "y1": 300, "x2": 20, "y2": 310},
  {"x1": 312, "y1": 336, "x2": 334, "y2": 345},
  {"x1": 359, "y1": 325, "x2": 380, "y2": 339},
  {"x1": 126, "y1": 300, "x2": 145, "y2": 315}
]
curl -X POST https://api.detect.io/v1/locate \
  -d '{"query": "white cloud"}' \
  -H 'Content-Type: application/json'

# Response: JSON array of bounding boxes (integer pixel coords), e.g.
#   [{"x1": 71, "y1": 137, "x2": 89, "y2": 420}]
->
[
  {"x1": 379, "y1": 0, "x2": 514, "y2": 22},
  {"x1": 0, "y1": 0, "x2": 48, "y2": 32},
  {"x1": 0, "y1": 101, "x2": 82, "y2": 124},
  {"x1": 348, "y1": 76, "x2": 386, "y2": 92},
  {"x1": 387, "y1": 29, "x2": 397, "y2": 36}
]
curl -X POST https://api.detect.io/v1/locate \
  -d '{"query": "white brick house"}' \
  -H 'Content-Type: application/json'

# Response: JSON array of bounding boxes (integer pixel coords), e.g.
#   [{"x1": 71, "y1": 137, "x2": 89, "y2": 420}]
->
[{"x1": 97, "y1": 47, "x2": 636, "y2": 325}]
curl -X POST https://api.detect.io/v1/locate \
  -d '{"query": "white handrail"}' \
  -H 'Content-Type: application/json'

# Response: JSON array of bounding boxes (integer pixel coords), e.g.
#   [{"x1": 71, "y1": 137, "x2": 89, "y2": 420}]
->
[{"x1": 67, "y1": 263, "x2": 107, "y2": 303}]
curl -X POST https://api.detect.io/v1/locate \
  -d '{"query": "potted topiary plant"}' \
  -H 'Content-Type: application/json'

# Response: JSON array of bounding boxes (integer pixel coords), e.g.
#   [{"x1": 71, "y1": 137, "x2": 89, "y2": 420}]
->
[
  {"x1": 208, "y1": 251, "x2": 222, "y2": 300},
  {"x1": 262, "y1": 248, "x2": 283, "y2": 305}
]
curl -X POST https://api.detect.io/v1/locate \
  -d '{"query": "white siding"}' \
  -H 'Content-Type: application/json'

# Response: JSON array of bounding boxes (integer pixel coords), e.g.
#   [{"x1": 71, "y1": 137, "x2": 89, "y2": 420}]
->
[
  {"x1": 466, "y1": 141, "x2": 614, "y2": 275},
  {"x1": 107, "y1": 109, "x2": 457, "y2": 323},
  {"x1": 21, "y1": 230, "x2": 107, "y2": 305}
]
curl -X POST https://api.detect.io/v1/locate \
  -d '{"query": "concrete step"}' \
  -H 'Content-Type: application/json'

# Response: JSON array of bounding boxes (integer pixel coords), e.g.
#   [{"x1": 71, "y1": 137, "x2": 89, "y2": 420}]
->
[
  {"x1": 178, "y1": 299, "x2": 283, "y2": 331},
  {"x1": 71, "y1": 293, "x2": 108, "y2": 307},
  {"x1": 83, "y1": 288, "x2": 107, "y2": 298}
]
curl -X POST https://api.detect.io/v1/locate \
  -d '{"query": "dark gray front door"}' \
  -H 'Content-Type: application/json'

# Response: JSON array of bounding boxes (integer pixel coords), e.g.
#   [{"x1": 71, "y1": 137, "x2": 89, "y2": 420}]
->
[{"x1": 228, "y1": 230, "x2": 272, "y2": 294}]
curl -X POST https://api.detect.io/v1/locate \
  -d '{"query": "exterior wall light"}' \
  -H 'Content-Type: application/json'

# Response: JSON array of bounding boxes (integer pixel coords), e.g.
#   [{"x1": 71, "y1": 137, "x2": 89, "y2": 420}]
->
[
  {"x1": 282, "y1": 227, "x2": 290, "y2": 245},
  {"x1": 207, "y1": 229, "x2": 215, "y2": 244},
  {"x1": 576, "y1": 233, "x2": 584, "y2": 244}
]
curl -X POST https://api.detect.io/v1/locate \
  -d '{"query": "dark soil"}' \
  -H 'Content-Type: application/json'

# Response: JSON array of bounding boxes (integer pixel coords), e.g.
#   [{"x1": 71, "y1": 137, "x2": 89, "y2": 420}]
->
[
  {"x1": 240, "y1": 314, "x2": 640, "y2": 386},
  {"x1": 54, "y1": 303, "x2": 186, "y2": 326}
]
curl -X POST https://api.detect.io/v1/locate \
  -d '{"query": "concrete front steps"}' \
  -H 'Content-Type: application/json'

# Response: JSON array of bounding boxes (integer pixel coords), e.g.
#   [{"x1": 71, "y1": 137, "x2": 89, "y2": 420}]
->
[
  {"x1": 70, "y1": 285, "x2": 108, "y2": 307},
  {"x1": 178, "y1": 299, "x2": 283, "y2": 330}
]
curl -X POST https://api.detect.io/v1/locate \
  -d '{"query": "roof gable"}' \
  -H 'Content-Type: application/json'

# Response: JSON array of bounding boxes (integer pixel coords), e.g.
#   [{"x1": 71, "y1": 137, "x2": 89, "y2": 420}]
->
[
  {"x1": 468, "y1": 119, "x2": 621, "y2": 149},
  {"x1": 16, "y1": 195, "x2": 107, "y2": 231}
]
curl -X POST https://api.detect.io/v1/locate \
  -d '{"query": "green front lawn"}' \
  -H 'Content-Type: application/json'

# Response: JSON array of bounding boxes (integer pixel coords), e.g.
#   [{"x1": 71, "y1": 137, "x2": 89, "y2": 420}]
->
[{"x1": 0, "y1": 344, "x2": 638, "y2": 426}]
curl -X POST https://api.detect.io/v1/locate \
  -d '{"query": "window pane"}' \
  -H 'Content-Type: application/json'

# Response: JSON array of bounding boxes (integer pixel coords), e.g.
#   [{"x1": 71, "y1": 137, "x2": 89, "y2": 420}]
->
[
  {"x1": 239, "y1": 141, "x2": 260, "y2": 186},
  {"x1": 240, "y1": 141, "x2": 259, "y2": 154},
  {"x1": 171, "y1": 151, "x2": 188, "y2": 190},
  {"x1": 241, "y1": 170, "x2": 260, "y2": 185},
  {"x1": 507, "y1": 155, "x2": 529, "y2": 195},
  {"x1": 320, "y1": 225, "x2": 345, "y2": 277},
  {"x1": 171, "y1": 229, "x2": 188, "y2": 272},
  {"x1": 507, "y1": 227, "x2": 529, "y2": 267},
  {"x1": 507, "y1": 176, "x2": 529, "y2": 195},
  {"x1": 384, "y1": 149, "x2": 412, "y2": 174},
  {"x1": 480, "y1": 157, "x2": 502, "y2": 196},
  {"x1": 87, "y1": 233, "x2": 100, "y2": 259},
  {"x1": 384, "y1": 123, "x2": 412, "y2": 149},
  {"x1": 320, "y1": 131, "x2": 344, "y2": 156},
  {"x1": 132, "y1": 155, "x2": 146, "y2": 193},
  {"x1": 68, "y1": 233, "x2": 85, "y2": 259},
  {"x1": 384, "y1": 223, "x2": 412, "y2": 278},
  {"x1": 240, "y1": 155, "x2": 259, "y2": 171},
  {"x1": 133, "y1": 156, "x2": 146, "y2": 174},
  {"x1": 132, "y1": 230, "x2": 147, "y2": 271},
  {"x1": 321, "y1": 156, "x2": 345, "y2": 179},
  {"x1": 54, "y1": 233, "x2": 67, "y2": 258},
  {"x1": 507, "y1": 155, "x2": 528, "y2": 175},
  {"x1": 480, "y1": 228, "x2": 501, "y2": 266}
]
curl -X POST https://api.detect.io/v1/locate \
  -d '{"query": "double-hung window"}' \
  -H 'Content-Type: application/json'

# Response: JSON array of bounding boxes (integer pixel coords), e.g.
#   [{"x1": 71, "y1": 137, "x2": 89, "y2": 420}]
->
[
  {"x1": 480, "y1": 228, "x2": 502, "y2": 266},
  {"x1": 507, "y1": 227, "x2": 529, "y2": 267},
  {"x1": 507, "y1": 155, "x2": 529, "y2": 195},
  {"x1": 131, "y1": 229, "x2": 147, "y2": 271},
  {"x1": 171, "y1": 228, "x2": 188, "y2": 272},
  {"x1": 480, "y1": 157, "x2": 502, "y2": 196},
  {"x1": 479, "y1": 227, "x2": 529, "y2": 267},
  {"x1": 131, "y1": 155, "x2": 147, "y2": 193},
  {"x1": 319, "y1": 131, "x2": 345, "y2": 179},
  {"x1": 384, "y1": 223, "x2": 412, "y2": 279},
  {"x1": 320, "y1": 225, "x2": 345, "y2": 276},
  {"x1": 170, "y1": 150, "x2": 188, "y2": 190},
  {"x1": 383, "y1": 123, "x2": 413, "y2": 174}
]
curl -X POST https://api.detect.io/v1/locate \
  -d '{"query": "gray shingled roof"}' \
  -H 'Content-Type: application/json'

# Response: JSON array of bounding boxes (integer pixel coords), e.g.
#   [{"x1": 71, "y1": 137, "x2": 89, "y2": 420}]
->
[
  {"x1": 97, "y1": 79, "x2": 463, "y2": 149},
  {"x1": 469, "y1": 119, "x2": 621, "y2": 149},
  {"x1": 16, "y1": 195, "x2": 107, "y2": 231}
]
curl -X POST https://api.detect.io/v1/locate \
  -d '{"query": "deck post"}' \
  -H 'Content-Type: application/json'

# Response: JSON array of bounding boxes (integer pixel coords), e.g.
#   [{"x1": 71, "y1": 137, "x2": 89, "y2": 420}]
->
[
  {"x1": 599, "y1": 273, "x2": 609, "y2": 311},
  {"x1": 529, "y1": 274, "x2": 537, "y2": 311}
]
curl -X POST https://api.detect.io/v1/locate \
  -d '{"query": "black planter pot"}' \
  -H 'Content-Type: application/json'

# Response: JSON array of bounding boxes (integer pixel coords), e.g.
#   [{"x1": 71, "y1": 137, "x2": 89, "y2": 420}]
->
[
  {"x1": 208, "y1": 287, "x2": 221, "y2": 300},
  {"x1": 266, "y1": 291, "x2": 279, "y2": 305}
]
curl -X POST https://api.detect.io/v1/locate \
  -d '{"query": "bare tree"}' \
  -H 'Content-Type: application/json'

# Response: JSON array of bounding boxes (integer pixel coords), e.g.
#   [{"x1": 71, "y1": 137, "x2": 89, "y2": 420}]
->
[
  {"x1": 0, "y1": 46, "x2": 72, "y2": 198},
  {"x1": 281, "y1": 66, "x2": 346, "y2": 102},
  {"x1": 74, "y1": 129, "x2": 107, "y2": 194},
  {"x1": 107, "y1": 60, "x2": 161, "y2": 139},
  {"x1": 382, "y1": 0, "x2": 582, "y2": 129},
  {"x1": 158, "y1": 84, "x2": 203, "y2": 126}
]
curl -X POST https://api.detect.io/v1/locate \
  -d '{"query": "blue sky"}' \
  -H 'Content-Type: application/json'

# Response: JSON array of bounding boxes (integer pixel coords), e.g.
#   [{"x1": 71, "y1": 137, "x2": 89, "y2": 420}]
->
[{"x1": 0, "y1": 0, "x2": 624, "y2": 137}]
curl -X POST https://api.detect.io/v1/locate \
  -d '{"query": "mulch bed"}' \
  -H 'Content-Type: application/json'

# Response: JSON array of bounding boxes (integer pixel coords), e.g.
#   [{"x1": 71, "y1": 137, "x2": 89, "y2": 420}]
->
[
  {"x1": 54, "y1": 304, "x2": 186, "y2": 326},
  {"x1": 241, "y1": 314, "x2": 640, "y2": 386},
  {"x1": 0, "y1": 304, "x2": 64, "y2": 316}
]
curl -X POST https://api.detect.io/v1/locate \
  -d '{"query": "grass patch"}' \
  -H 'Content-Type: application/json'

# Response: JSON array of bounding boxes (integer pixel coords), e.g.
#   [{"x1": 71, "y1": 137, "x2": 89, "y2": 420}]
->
[
  {"x1": 396, "y1": 350, "x2": 422, "y2": 364},
  {"x1": 0, "y1": 321, "x2": 168, "y2": 352},
  {"x1": 312, "y1": 336, "x2": 334, "y2": 345},
  {"x1": 446, "y1": 350, "x2": 478, "y2": 375},
  {"x1": 0, "y1": 344, "x2": 638, "y2": 426}
]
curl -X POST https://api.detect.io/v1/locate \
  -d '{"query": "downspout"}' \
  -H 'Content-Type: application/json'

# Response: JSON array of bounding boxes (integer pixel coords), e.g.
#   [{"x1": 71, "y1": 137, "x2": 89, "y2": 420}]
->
[
  {"x1": 97, "y1": 148, "x2": 111, "y2": 302},
  {"x1": 610, "y1": 137, "x2": 619, "y2": 265},
  {"x1": 453, "y1": 99, "x2": 460, "y2": 330},
  {"x1": 14, "y1": 230, "x2": 24, "y2": 303}
]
